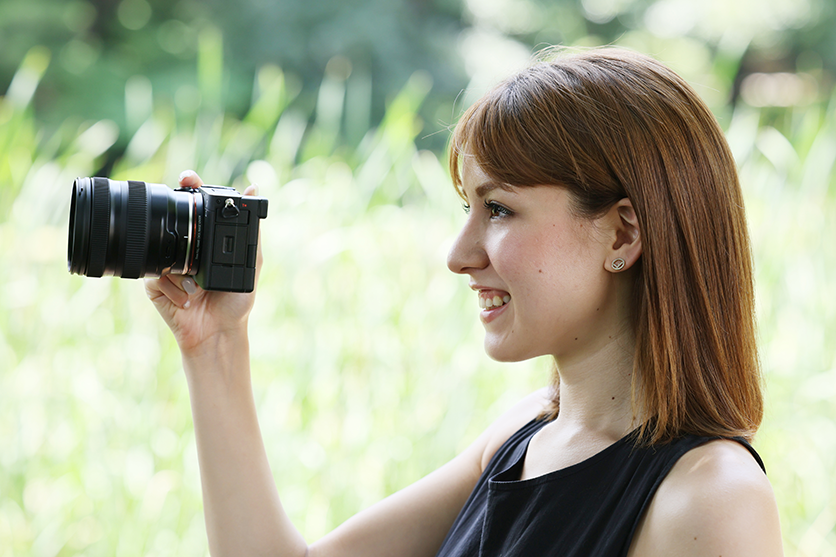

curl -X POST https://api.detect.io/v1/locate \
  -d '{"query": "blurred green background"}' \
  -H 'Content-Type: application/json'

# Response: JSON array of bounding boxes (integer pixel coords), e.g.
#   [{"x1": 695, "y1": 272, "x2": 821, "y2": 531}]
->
[{"x1": 1, "y1": 0, "x2": 834, "y2": 555}]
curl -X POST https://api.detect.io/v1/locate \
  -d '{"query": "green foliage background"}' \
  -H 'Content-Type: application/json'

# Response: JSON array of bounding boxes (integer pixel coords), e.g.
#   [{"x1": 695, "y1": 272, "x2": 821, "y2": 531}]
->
[{"x1": 1, "y1": 0, "x2": 835, "y2": 555}]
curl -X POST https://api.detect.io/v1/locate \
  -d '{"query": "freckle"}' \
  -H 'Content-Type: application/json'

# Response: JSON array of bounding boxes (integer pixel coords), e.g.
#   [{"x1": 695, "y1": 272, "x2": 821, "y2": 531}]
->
[
  {"x1": 538, "y1": 269, "x2": 543, "y2": 273},
  {"x1": 574, "y1": 337, "x2": 578, "y2": 341},
  {"x1": 611, "y1": 397, "x2": 615, "y2": 400}
]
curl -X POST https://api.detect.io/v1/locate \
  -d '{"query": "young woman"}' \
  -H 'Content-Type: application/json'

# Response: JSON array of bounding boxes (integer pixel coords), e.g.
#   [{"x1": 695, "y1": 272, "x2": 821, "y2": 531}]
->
[{"x1": 145, "y1": 48, "x2": 783, "y2": 556}]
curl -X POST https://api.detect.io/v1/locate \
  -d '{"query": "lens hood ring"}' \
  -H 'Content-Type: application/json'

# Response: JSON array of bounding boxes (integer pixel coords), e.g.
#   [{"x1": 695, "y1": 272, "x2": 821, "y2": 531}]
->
[{"x1": 68, "y1": 177, "x2": 93, "y2": 275}]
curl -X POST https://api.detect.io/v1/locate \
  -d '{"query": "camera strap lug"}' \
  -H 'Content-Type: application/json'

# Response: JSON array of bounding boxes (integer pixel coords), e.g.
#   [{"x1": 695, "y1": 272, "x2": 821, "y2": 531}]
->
[{"x1": 222, "y1": 198, "x2": 240, "y2": 219}]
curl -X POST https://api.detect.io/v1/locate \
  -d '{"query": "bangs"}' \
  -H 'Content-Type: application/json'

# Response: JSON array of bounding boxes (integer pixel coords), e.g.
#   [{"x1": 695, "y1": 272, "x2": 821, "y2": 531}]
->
[{"x1": 447, "y1": 69, "x2": 584, "y2": 201}]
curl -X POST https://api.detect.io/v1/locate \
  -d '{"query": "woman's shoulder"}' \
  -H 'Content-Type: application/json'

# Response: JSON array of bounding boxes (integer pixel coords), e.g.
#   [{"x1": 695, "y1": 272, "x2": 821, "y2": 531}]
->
[
  {"x1": 477, "y1": 388, "x2": 552, "y2": 472},
  {"x1": 629, "y1": 438, "x2": 783, "y2": 556}
]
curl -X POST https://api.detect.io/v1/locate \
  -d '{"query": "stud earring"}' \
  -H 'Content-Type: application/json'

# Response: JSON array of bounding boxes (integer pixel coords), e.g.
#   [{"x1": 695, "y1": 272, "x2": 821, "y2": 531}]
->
[{"x1": 611, "y1": 258, "x2": 626, "y2": 271}]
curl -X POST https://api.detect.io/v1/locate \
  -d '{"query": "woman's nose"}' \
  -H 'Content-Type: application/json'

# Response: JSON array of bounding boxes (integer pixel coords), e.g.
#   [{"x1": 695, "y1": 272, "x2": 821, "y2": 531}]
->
[{"x1": 447, "y1": 220, "x2": 488, "y2": 275}]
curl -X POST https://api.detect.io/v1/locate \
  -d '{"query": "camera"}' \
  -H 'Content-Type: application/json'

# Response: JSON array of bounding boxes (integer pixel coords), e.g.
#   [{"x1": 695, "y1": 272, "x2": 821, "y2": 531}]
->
[{"x1": 67, "y1": 177, "x2": 268, "y2": 292}]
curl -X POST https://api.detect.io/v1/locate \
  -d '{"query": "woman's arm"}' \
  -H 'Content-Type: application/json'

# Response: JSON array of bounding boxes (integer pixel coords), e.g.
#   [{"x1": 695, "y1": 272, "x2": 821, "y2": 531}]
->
[
  {"x1": 181, "y1": 328, "x2": 308, "y2": 556},
  {"x1": 145, "y1": 170, "x2": 304, "y2": 555},
  {"x1": 145, "y1": 171, "x2": 548, "y2": 557},
  {"x1": 177, "y1": 330, "x2": 544, "y2": 557},
  {"x1": 307, "y1": 388, "x2": 550, "y2": 557}
]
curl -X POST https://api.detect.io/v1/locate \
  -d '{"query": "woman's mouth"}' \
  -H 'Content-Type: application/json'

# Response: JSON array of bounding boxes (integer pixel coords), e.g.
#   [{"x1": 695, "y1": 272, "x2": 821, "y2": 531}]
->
[
  {"x1": 478, "y1": 291, "x2": 511, "y2": 324},
  {"x1": 478, "y1": 292, "x2": 511, "y2": 310}
]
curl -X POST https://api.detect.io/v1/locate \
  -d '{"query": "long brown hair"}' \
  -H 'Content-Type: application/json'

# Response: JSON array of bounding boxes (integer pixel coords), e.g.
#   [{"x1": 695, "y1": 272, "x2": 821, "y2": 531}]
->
[{"x1": 449, "y1": 48, "x2": 763, "y2": 444}]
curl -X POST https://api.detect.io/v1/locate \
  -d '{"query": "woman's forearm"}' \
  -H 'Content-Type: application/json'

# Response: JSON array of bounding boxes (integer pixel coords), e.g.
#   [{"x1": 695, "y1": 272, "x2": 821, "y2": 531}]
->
[{"x1": 182, "y1": 330, "x2": 308, "y2": 557}]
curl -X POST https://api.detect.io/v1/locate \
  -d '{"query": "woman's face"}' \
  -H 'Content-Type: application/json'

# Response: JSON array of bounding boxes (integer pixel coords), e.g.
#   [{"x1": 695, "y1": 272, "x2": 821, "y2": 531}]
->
[{"x1": 447, "y1": 155, "x2": 618, "y2": 364}]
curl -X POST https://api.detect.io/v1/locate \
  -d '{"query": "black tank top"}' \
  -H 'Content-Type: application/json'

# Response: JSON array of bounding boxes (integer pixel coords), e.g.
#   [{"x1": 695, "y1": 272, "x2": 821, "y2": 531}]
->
[{"x1": 435, "y1": 418, "x2": 765, "y2": 557}]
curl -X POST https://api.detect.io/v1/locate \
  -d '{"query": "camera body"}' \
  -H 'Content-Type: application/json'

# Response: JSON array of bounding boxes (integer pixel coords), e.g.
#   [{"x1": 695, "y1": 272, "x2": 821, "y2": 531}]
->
[
  {"x1": 67, "y1": 177, "x2": 269, "y2": 293},
  {"x1": 191, "y1": 184, "x2": 268, "y2": 292}
]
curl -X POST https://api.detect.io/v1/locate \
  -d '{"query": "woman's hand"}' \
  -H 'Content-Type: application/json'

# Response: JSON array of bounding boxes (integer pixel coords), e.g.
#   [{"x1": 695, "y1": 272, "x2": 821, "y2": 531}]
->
[{"x1": 144, "y1": 170, "x2": 263, "y2": 357}]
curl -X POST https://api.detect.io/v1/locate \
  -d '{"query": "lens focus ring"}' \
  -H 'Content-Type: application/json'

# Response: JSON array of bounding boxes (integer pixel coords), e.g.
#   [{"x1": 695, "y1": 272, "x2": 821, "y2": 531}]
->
[
  {"x1": 123, "y1": 182, "x2": 148, "y2": 279},
  {"x1": 87, "y1": 179, "x2": 111, "y2": 277}
]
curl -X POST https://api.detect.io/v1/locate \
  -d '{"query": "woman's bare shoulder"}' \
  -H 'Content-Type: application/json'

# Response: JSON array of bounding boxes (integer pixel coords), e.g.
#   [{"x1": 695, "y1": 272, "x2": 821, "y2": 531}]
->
[
  {"x1": 629, "y1": 439, "x2": 783, "y2": 557},
  {"x1": 477, "y1": 387, "x2": 553, "y2": 472}
]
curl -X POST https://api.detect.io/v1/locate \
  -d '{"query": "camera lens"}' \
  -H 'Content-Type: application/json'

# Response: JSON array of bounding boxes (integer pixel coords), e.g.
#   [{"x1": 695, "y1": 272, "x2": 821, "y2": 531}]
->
[{"x1": 67, "y1": 177, "x2": 202, "y2": 279}]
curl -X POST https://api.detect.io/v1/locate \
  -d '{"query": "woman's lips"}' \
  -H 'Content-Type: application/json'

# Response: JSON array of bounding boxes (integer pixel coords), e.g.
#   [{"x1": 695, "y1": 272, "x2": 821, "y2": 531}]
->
[{"x1": 477, "y1": 290, "x2": 511, "y2": 323}]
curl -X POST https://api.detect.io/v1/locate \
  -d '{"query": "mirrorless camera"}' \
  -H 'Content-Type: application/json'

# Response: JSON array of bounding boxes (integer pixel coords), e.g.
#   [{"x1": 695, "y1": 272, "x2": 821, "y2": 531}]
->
[{"x1": 67, "y1": 177, "x2": 268, "y2": 292}]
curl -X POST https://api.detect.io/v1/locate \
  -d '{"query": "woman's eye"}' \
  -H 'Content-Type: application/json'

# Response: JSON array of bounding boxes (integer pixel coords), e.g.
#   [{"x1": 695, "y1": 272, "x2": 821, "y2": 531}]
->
[{"x1": 484, "y1": 200, "x2": 512, "y2": 218}]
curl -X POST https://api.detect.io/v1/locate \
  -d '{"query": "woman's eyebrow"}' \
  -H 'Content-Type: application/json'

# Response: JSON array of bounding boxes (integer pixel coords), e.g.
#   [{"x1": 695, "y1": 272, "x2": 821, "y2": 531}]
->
[{"x1": 475, "y1": 182, "x2": 516, "y2": 198}]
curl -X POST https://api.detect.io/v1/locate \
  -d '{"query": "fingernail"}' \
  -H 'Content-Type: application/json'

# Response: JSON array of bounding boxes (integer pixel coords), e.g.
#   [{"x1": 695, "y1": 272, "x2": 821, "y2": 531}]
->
[
  {"x1": 251, "y1": 183, "x2": 259, "y2": 196},
  {"x1": 182, "y1": 277, "x2": 197, "y2": 295},
  {"x1": 179, "y1": 169, "x2": 196, "y2": 181},
  {"x1": 183, "y1": 300, "x2": 191, "y2": 309}
]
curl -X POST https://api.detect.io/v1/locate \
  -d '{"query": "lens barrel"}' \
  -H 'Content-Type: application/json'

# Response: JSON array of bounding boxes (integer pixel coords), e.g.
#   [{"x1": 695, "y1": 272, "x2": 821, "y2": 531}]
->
[{"x1": 68, "y1": 177, "x2": 201, "y2": 279}]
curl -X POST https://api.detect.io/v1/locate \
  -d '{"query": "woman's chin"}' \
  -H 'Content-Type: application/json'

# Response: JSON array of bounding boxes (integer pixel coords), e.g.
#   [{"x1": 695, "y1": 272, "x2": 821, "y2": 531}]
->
[{"x1": 483, "y1": 337, "x2": 533, "y2": 363}]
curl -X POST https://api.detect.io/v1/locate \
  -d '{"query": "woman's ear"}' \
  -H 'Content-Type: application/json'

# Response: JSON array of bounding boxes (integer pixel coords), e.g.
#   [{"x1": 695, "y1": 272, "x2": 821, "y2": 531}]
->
[{"x1": 603, "y1": 198, "x2": 642, "y2": 272}]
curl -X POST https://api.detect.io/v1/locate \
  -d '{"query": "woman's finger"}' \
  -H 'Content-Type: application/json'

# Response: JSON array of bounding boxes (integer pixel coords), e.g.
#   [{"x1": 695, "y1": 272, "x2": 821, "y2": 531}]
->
[
  {"x1": 179, "y1": 169, "x2": 204, "y2": 190},
  {"x1": 144, "y1": 277, "x2": 164, "y2": 301},
  {"x1": 241, "y1": 183, "x2": 264, "y2": 281},
  {"x1": 154, "y1": 275, "x2": 192, "y2": 309}
]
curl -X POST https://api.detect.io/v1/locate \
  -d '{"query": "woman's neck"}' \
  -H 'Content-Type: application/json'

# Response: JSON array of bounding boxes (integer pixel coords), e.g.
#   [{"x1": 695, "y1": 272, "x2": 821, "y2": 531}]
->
[{"x1": 552, "y1": 328, "x2": 642, "y2": 440}]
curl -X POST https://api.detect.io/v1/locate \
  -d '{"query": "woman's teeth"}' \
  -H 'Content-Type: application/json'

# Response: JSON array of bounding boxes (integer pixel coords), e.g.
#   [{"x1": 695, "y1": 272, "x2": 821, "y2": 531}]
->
[{"x1": 479, "y1": 294, "x2": 511, "y2": 310}]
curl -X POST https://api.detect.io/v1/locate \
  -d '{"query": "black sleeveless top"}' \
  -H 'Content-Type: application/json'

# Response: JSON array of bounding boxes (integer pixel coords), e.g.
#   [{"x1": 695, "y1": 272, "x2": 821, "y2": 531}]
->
[{"x1": 435, "y1": 418, "x2": 765, "y2": 557}]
